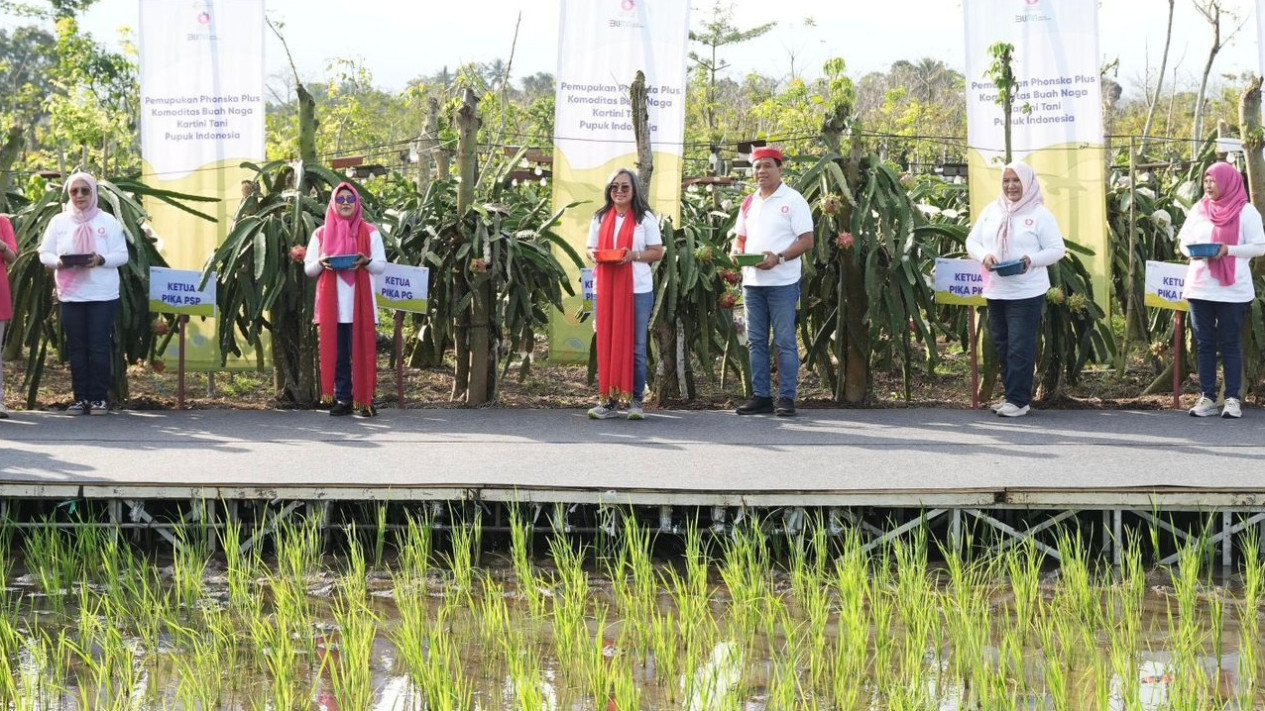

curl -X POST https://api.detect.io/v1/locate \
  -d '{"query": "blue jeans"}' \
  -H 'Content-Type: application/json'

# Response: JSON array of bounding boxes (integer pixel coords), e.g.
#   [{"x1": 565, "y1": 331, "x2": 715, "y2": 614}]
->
[
  {"x1": 335, "y1": 323, "x2": 353, "y2": 404},
  {"x1": 633, "y1": 291, "x2": 654, "y2": 403},
  {"x1": 61, "y1": 299, "x2": 118, "y2": 402},
  {"x1": 1188, "y1": 298, "x2": 1247, "y2": 400},
  {"x1": 744, "y1": 282, "x2": 800, "y2": 400},
  {"x1": 987, "y1": 295, "x2": 1044, "y2": 408}
]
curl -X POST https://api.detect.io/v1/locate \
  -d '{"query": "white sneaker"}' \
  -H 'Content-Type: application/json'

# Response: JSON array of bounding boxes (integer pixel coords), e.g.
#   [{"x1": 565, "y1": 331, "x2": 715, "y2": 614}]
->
[
  {"x1": 996, "y1": 402, "x2": 1030, "y2": 417},
  {"x1": 1222, "y1": 397, "x2": 1242, "y2": 419},
  {"x1": 89, "y1": 400, "x2": 108, "y2": 416},
  {"x1": 627, "y1": 402, "x2": 645, "y2": 420},
  {"x1": 67, "y1": 400, "x2": 90, "y2": 415},
  {"x1": 0, "y1": 403, "x2": 8, "y2": 419},
  {"x1": 1189, "y1": 396, "x2": 1219, "y2": 417},
  {"x1": 587, "y1": 404, "x2": 618, "y2": 420},
  {"x1": 989, "y1": 400, "x2": 1006, "y2": 413}
]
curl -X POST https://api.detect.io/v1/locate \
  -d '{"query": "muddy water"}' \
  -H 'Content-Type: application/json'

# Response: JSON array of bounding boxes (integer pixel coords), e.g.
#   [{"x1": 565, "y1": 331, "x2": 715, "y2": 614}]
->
[{"x1": 6, "y1": 564, "x2": 1261, "y2": 711}]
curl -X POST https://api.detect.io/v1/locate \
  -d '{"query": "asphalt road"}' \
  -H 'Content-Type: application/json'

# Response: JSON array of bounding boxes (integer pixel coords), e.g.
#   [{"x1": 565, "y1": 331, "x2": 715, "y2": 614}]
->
[{"x1": 3, "y1": 407, "x2": 1262, "y2": 497}]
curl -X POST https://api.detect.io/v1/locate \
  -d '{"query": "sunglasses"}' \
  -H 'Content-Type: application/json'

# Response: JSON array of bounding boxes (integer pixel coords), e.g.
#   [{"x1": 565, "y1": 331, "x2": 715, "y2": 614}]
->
[
  {"x1": 334, "y1": 195, "x2": 357, "y2": 205},
  {"x1": 609, "y1": 184, "x2": 632, "y2": 193},
  {"x1": 68, "y1": 187, "x2": 92, "y2": 196}
]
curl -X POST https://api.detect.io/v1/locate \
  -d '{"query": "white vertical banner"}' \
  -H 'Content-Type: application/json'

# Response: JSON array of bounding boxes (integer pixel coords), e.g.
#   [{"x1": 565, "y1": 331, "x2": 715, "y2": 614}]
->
[
  {"x1": 139, "y1": 0, "x2": 265, "y2": 369},
  {"x1": 548, "y1": 0, "x2": 690, "y2": 361},
  {"x1": 963, "y1": 0, "x2": 1110, "y2": 311}
]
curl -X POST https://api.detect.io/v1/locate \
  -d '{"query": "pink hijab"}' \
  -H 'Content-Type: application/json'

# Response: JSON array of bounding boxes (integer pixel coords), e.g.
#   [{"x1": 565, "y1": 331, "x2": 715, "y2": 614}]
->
[
  {"x1": 994, "y1": 162, "x2": 1045, "y2": 259},
  {"x1": 1202, "y1": 162, "x2": 1249, "y2": 287},
  {"x1": 321, "y1": 183, "x2": 371, "y2": 286},
  {"x1": 58, "y1": 172, "x2": 103, "y2": 295}
]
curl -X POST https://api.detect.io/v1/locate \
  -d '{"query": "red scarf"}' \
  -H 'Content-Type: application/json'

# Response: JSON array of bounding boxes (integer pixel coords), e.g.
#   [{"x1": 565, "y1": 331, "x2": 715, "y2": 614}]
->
[
  {"x1": 595, "y1": 209, "x2": 636, "y2": 401},
  {"x1": 315, "y1": 184, "x2": 378, "y2": 409},
  {"x1": 1202, "y1": 162, "x2": 1248, "y2": 287}
]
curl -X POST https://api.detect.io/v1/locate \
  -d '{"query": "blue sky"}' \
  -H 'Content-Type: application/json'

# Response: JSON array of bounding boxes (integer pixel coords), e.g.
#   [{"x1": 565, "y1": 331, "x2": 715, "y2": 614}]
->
[{"x1": 8, "y1": 0, "x2": 1262, "y2": 97}]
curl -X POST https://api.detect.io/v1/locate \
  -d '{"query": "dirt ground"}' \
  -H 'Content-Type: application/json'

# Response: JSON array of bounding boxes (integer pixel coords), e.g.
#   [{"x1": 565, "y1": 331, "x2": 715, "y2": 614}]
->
[{"x1": 0, "y1": 343, "x2": 1235, "y2": 414}]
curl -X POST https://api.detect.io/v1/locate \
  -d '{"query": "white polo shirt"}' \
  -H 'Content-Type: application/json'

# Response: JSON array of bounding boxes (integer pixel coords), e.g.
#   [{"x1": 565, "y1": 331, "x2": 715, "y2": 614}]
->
[{"x1": 735, "y1": 183, "x2": 814, "y2": 287}]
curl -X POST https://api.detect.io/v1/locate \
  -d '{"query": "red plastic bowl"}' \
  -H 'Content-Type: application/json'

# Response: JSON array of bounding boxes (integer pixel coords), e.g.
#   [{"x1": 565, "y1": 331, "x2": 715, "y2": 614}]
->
[{"x1": 593, "y1": 248, "x2": 629, "y2": 264}]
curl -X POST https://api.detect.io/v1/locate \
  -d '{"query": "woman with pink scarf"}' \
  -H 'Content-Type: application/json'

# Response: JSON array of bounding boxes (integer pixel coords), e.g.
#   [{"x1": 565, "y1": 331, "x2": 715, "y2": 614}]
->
[
  {"x1": 0, "y1": 214, "x2": 18, "y2": 418},
  {"x1": 37, "y1": 172, "x2": 129, "y2": 415},
  {"x1": 303, "y1": 183, "x2": 386, "y2": 417},
  {"x1": 1179, "y1": 162, "x2": 1265, "y2": 419},
  {"x1": 966, "y1": 163, "x2": 1066, "y2": 417}
]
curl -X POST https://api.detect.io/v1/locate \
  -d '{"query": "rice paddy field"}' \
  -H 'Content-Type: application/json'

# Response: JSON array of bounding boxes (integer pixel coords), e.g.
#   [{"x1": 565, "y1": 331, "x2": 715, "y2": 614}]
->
[{"x1": 0, "y1": 512, "x2": 1261, "y2": 710}]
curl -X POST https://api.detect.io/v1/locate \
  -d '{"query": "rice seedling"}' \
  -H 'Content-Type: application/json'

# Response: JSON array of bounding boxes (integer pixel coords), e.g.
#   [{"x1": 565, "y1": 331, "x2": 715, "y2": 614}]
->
[
  {"x1": 509, "y1": 504, "x2": 546, "y2": 619},
  {"x1": 170, "y1": 521, "x2": 212, "y2": 609},
  {"x1": 1238, "y1": 526, "x2": 1261, "y2": 708},
  {"x1": 326, "y1": 593, "x2": 379, "y2": 710},
  {"x1": 275, "y1": 514, "x2": 323, "y2": 586},
  {"x1": 397, "y1": 511, "x2": 433, "y2": 584},
  {"x1": 24, "y1": 523, "x2": 77, "y2": 613},
  {"x1": 443, "y1": 511, "x2": 482, "y2": 603},
  {"x1": 222, "y1": 518, "x2": 262, "y2": 612}
]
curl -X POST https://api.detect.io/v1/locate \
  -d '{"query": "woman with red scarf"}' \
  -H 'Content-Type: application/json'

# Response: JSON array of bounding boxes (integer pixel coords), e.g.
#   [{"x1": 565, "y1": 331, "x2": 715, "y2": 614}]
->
[
  {"x1": 0, "y1": 214, "x2": 17, "y2": 418},
  {"x1": 586, "y1": 169, "x2": 664, "y2": 420},
  {"x1": 1180, "y1": 162, "x2": 1265, "y2": 419},
  {"x1": 37, "y1": 172, "x2": 129, "y2": 415},
  {"x1": 303, "y1": 183, "x2": 386, "y2": 417}
]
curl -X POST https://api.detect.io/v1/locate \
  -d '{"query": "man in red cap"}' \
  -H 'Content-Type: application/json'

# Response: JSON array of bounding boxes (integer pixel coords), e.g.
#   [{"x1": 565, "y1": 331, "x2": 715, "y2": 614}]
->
[{"x1": 733, "y1": 146, "x2": 815, "y2": 416}]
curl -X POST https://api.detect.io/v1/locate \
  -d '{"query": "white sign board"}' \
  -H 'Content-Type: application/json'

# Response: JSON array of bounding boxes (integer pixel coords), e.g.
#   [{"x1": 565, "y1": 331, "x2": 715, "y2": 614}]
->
[
  {"x1": 1144, "y1": 261, "x2": 1188, "y2": 312},
  {"x1": 375, "y1": 263, "x2": 430, "y2": 314},
  {"x1": 934, "y1": 258, "x2": 987, "y2": 306},
  {"x1": 581, "y1": 268, "x2": 595, "y2": 313},
  {"x1": 149, "y1": 267, "x2": 216, "y2": 316}
]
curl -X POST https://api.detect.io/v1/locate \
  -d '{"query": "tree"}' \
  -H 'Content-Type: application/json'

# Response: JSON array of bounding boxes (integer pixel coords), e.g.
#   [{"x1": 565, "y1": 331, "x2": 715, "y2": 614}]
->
[
  {"x1": 1137, "y1": 0, "x2": 1176, "y2": 157},
  {"x1": 1189, "y1": 0, "x2": 1244, "y2": 151},
  {"x1": 688, "y1": 1, "x2": 775, "y2": 147}
]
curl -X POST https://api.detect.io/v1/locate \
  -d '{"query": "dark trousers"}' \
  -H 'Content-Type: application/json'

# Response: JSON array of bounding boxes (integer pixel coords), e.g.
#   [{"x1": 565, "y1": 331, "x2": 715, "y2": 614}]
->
[
  {"x1": 61, "y1": 299, "x2": 118, "y2": 402},
  {"x1": 1188, "y1": 298, "x2": 1247, "y2": 400},
  {"x1": 335, "y1": 323, "x2": 353, "y2": 404},
  {"x1": 987, "y1": 295, "x2": 1044, "y2": 408}
]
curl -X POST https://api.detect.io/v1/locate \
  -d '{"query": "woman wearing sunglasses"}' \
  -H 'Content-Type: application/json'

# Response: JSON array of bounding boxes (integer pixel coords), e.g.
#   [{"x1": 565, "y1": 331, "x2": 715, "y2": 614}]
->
[
  {"x1": 585, "y1": 169, "x2": 664, "y2": 421},
  {"x1": 37, "y1": 172, "x2": 128, "y2": 415},
  {"x1": 303, "y1": 183, "x2": 386, "y2": 417},
  {"x1": 0, "y1": 212, "x2": 17, "y2": 418}
]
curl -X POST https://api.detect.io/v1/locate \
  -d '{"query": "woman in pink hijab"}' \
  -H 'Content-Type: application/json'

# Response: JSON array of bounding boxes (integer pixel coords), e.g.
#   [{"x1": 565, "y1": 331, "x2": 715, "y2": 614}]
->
[
  {"x1": 0, "y1": 214, "x2": 17, "y2": 418},
  {"x1": 37, "y1": 172, "x2": 129, "y2": 415},
  {"x1": 966, "y1": 162, "x2": 1066, "y2": 417},
  {"x1": 303, "y1": 183, "x2": 387, "y2": 417},
  {"x1": 1179, "y1": 162, "x2": 1265, "y2": 419}
]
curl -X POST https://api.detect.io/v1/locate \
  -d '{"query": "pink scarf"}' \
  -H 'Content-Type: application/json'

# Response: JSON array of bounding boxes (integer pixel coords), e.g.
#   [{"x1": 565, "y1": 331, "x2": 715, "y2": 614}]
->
[
  {"x1": 1202, "y1": 162, "x2": 1248, "y2": 287},
  {"x1": 57, "y1": 172, "x2": 103, "y2": 297},
  {"x1": 993, "y1": 162, "x2": 1044, "y2": 260},
  {"x1": 322, "y1": 183, "x2": 367, "y2": 286}
]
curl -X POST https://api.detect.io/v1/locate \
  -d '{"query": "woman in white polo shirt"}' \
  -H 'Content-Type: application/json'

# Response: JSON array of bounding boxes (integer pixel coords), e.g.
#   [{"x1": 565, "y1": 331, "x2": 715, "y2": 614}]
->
[
  {"x1": 586, "y1": 169, "x2": 664, "y2": 421},
  {"x1": 38, "y1": 172, "x2": 129, "y2": 415},
  {"x1": 1179, "y1": 162, "x2": 1265, "y2": 419},
  {"x1": 966, "y1": 162, "x2": 1065, "y2": 417}
]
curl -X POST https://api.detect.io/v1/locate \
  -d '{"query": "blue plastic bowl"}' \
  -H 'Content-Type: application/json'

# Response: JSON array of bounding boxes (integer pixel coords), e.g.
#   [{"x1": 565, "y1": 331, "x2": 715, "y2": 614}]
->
[
  {"x1": 1187, "y1": 243, "x2": 1221, "y2": 259},
  {"x1": 992, "y1": 259, "x2": 1025, "y2": 277},
  {"x1": 328, "y1": 254, "x2": 359, "y2": 270}
]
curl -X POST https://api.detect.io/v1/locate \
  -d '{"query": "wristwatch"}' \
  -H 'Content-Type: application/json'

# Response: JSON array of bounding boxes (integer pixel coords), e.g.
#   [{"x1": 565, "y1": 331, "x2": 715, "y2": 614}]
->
[{"x1": 777, "y1": 252, "x2": 786, "y2": 265}]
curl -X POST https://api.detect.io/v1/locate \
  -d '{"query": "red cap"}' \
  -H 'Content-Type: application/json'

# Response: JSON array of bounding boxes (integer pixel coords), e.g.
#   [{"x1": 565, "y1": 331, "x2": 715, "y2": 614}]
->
[{"x1": 751, "y1": 146, "x2": 784, "y2": 163}]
